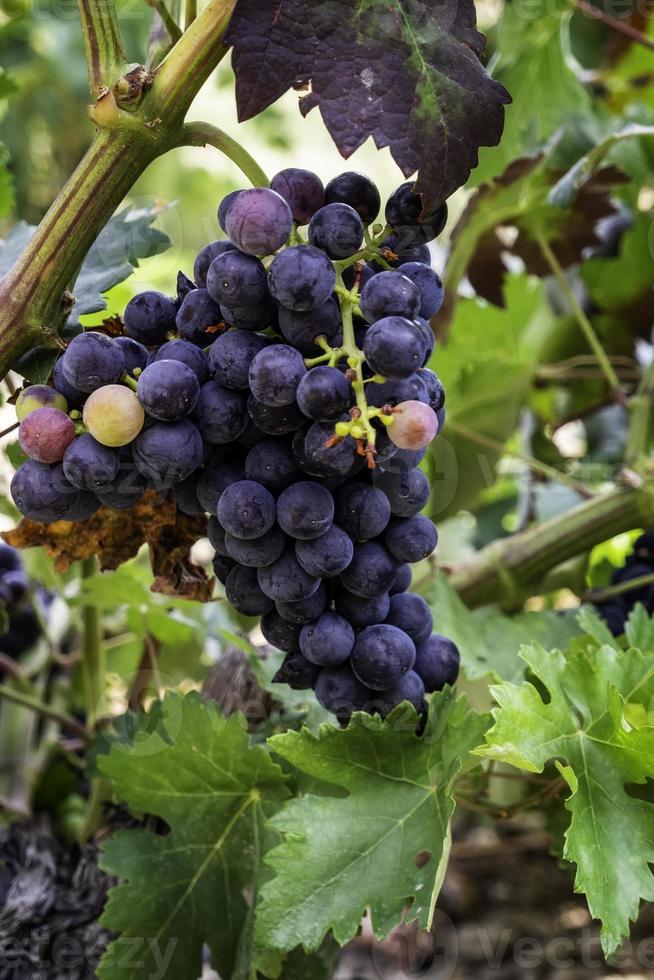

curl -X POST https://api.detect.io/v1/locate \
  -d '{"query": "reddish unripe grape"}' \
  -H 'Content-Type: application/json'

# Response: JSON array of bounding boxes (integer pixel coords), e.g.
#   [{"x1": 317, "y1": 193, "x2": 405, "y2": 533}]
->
[
  {"x1": 19, "y1": 407, "x2": 75, "y2": 463},
  {"x1": 16, "y1": 385, "x2": 68, "y2": 421},
  {"x1": 83, "y1": 385, "x2": 145, "y2": 447},
  {"x1": 388, "y1": 400, "x2": 439, "y2": 450}
]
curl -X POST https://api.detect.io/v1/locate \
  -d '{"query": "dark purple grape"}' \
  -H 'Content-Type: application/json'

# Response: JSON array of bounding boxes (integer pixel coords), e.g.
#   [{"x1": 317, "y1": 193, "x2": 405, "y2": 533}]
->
[
  {"x1": 390, "y1": 563, "x2": 412, "y2": 595},
  {"x1": 206, "y1": 250, "x2": 269, "y2": 307},
  {"x1": 245, "y1": 439, "x2": 299, "y2": 492},
  {"x1": 225, "y1": 525, "x2": 287, "y2": 567},
  {"x1": 175, "y1": 289, "x2": 223, "y2": 346},
  {"x1": 385, "y1": 182, "x2": 448, "y2": 244},
  {"x1": 360, "y1": 271, "x2": 421, "y2": 323},
  {"x1": 296, "y1": 367, "x2": 353, "y2": 421},
  {"x1": 362, "y1": 316, "x2": 427, "y2": 380},
  {"x1": 335, "y1": 588, "x2": 391, "y2": 628},
  {"x1": 340, "y1": 541, "x2": 397, "y2": 597},
  {"x1": 325, "y1": 172, "x2": 381, "y2": 224},
  {"x1": 63, "y1": 434, "x2": 120, "y2": 490},
  {"x1": 414, "y1": 634, "x2": 460, "y2": 692},
  {"x1": 276, "y1": 585, "x2": 328, "y2": 624},
  {"x1": 399, "y1": 262, "x2": 444, "y2": 319},
  {"x1": 308, "y1": 203, "x2": 364, "y2": 259},
  {"x1": 277, "y1": 481, "x2": 334, "y2": 540},
  {"x1": 385, "y1": 592, "x2": 433, "y2": 645},
  {"x1": 373, "y1": 467, "x2": 430, "y2": 517},
  {"x1": 370, "y1": 234, "x2": 431, "y2": 272},
  {"x1": 385, "y1": 515, "x2": 438, "y2": 563},
  {"x1": 270, "y1": 168, "x2": 325, "y2": 224},
  {"x1": 124, "y1": 291, "x2": 177, "y2": 347},
  {"x1": 277, "y1": 297, "x2": 342, "y2": 355},
  {"x1": 0, "y1": 545, "x2": 22, "y2": 574},
  {"x1": 249, "y1": 344, "x2": 307, "y2": 407},
  {"x1": 173, "y1": 473, "x2": 204, "y2": 516},
  {"x1": 193, "y1": 382, "x2": 249, "y2": 444},
  {"x1": 225, "y1": 564, "x2": 274, "y2": 617},
  {"x1": 418, "y1": 368, "x2": 445, "y2": 413},
  {"x1": 273, "y1": 651, "x2": 320, "y2": 690},
  {"x1": 300, "y1": 612, "x2": 355, "y2": 666},
  {"x1": 247, "y1": 396, "x2": 305, "y2": 436},
  {"x1": 115, "y1": 336, "x2": 149, "y2": 376},
  {"x1": 257, "y1": 546, "x2": 320, "y2": 602},
  {"x1": 351, "y1": 624, "x2": 416, "y2": 691},
  {"x1": 295, "y1": 525, "x2": 353, "y2": 578},
  {"x1": 314, "y1": 665, "x2": 374, "y2": 722},
  {"x1": 366, "y1": 373, "x2": 429, "y2": 409},
  {"x1": 197, "y1": 459, "x2": 245, "y2": 514},
  {"x1": 212, "y1": 554, "x2": 236, "y2": 585},
  {"x1": 260, "y1": 609, "x2": 302, "y2": 653},
  {"x1": 218, "y1": 190, "x2": 244, "y2": 232},
  {"x1": 132, "y1": 419, "x2": 203, "y2": 487},
  {"x1": 220, "y1": 300, "x2": 277, "y2": 332},
  {"x1": 11, "y1": 461, "x2": 97, "y2": 524},
  {"x1": 268, "y1": 245, "x2": 336, "y2": 312},
  {"x1": 208, "y1": 331, "x2": 268, "y2": 392},
  {"x1": 95, "y1": 452, "x2": 148, "y2": 510},
  {"x1": 137, "y1": 360, "x2": 200, "y2": 420},
  {"x1": 153, "y1": 339, "x2": 209, "y2": 384},
  {"x1": 208, "y1": 515, "x2": 230, "y2": 555},
  {"x1": 412, "y1": 317, "x2": 435, "y2": 365},
  {"x1": 334, "y1": 482, "x2": 391, "y2": 541},
  {"x1": 382, "y1": 670, "x2": 426, "y2": 715},
  {"x1": 302, "y1": 421, "x2": 364, "y2": 478},
  {"x1": 225, "y1": 188, "x2": 293, "y2": 256},
  {"x1": 61, "y1": 333, "x2": 125, "y2": 393},
  {"x1": 217, "y1": 480, "x2": 276, "y2": 539},
  {"x1": 52, "y1": 359, "x2": 86, "y2": 408},
  {"x1": 194, "y1": 240, "x2": 236, "y2": 287}
]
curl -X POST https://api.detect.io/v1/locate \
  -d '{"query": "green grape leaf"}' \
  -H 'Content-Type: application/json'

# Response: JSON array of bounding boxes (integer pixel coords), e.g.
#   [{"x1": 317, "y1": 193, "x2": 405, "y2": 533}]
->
[
  {"x1": 255, "y1": 693, "x2": 489, "y2": 953},
  {"x1": 549, "y1": 124, "x2": 654, "y2": 207},
  {"x1": 582, "y1": 211, "x2": 654, "y2": 312},
  {"x1": 226, "y1": 0, "x2": 510, "y2": 212},
  {"x1": 97, "y1": 693, "x2": 288, "y2": 980},
  {"x1": 480, "y1": 642, "x2": 654, "y2": 955}
]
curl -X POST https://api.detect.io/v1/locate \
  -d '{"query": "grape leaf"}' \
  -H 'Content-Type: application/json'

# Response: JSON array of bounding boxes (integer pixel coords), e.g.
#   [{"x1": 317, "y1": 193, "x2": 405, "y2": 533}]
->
[
  {"x1": 225, "y1": 0, "x2": 510, "y2": 210},
  {"x1": 582, "y1": 212, "x2": 654, "y2": 312},
  {"x1": 97, "y1": 693, "x2": 288, "y2": 980},
  {"x1": 0, "y1": 143, "x2": 14, "y2": 219},
  {"x1": 479, "y1": 642, "x2": 654, "y2": 955},
  {"x1": 254, "y1": 693, "x2": 489, "y2": 953}
]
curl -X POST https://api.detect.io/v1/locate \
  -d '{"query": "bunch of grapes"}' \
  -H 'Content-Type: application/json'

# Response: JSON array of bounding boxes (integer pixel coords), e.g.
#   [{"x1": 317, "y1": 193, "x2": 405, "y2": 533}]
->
[
  {"x1": 0, "y1": 543, "x2": 42, "y2": 659},
  {"x1": 594, "y1": 532, "x2": 654, "y2": 635},
  {"x1": 10, "y1": 168, "x2": 460, "y2": 720}
]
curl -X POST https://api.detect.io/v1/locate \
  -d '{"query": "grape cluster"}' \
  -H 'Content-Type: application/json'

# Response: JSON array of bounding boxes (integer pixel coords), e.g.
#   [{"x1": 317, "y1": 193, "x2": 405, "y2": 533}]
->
[
  {"x1": 10, "y1": 168, "x2": 460, "y2": 720},
  {"x1": 0, "y1": 543, "x2": 41, "y2": 659},
  {"x1": 594, "y1": 532, "x2": 654, "y2": 635}
]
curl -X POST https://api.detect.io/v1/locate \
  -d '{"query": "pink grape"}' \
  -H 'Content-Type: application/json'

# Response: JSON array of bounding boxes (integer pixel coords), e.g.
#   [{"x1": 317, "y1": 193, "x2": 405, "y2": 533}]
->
[
  {"x1": 388, "y1": 400, "x2": 439, "y2": 450},
  {"x1": 83, "y1": 384, "x2": 145, "y2": 447},
  {"x1": 19, "y1": 407, "x2": 75, "y2": 463},
  {"x1": 16, "y1": 385, "x2": 68, "y2": 421}
]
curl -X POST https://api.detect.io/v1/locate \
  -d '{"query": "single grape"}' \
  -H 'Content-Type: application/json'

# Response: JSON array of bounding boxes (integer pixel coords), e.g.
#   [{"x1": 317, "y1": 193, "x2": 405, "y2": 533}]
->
[
  {"x1": 0, "y1": 569, "x2": 28, "y2": 604},
  {"x1": 366, "y1": 373, "x2": 429, "y2": 409},
  {"x1": 351, "y1": 624, "x2": 416, "y2": 691},
  {"x1": 238, "y1": 420, "x2": 268, "y2": 450},
  {"x1": 247, "y1": 396, "x2": 305, "y2": 436},
  {"x1": 115, "y1": 336, "x2": 149, "y2": 376},
  {"x1": 137, "y1": 360, "x2": 200, "y2": 421},
  {"x1": 225, "y1": 525, "x2": 287, "y2": 567},
  {"x1": 362, "y1": 316, "x2": 427, "y2": 379},
  {"x1": 295, "y1": 525, "x2": 353, "y2": 578},
  {"x1": 277, "y1": 480, "x2": 334, "y2": 540},
  {"x1": 11, "y1": 460, "x2": 97, "y2": 524},
  {"x1": 220, "y1": 300, "x2": 277, "y2": 332},
  {"x1": 342, "y1": 260, "x2": 374, "y2": 292},
  {"x1": 0, "y1": 544, "x2": 22, "y2": 574},
  {"x1": 335, "y1": 588, "x2": 391, "y2": 628},
  {"x1": 414, "y1": 634, "x2": 460, "y2": 692},
  {"x1": 314, "y1": 665, "x2": 374, "y2": 722},
  {"x1": 176, "y1": 288, "x2": 223, "y2": 346},
  {"x1": 388, "y1": 400, "x2": 438, "y2": 450},
  {"x1": 412, "y1": 317, "x2": 435, "y2": 365},
  {"x1": 61, "y1": 333, "x2": 125, "y2": 393},
  {"x1": 385, "y1": 182, "x2": 448, "y2": 244},
  {"x1": 359, "y1": 271, "x2": 421, "y2": 323},
  {"x1": 197, "y1": 459, "x2": 245, "y2": 514},
  {"x1": 418, "y1": 369, "x2": 445, "y2": 413},
  {"x1": 399, "y1": 262, "x2": 444, "y2": 319},
  {"x1": 245, "y1": 439, "x2": 299, "y2": 492},
  {"x1": 19, "y1": 407, "x2": 75, "y2": 464},
  {"x1": 249, "y1": 344, "x2": 307, "y2": 407},
  {"x1": 153, "y1": 339, "x2": 209, "y2": 384},
  {"x1": 63, "y1": 434, "x2": 120, "y2": 490},
  {"x1": 257, "y1": 546, "x2": 320, "y2": 602},
  {"x1": 82, "y1": 385, "x2": 145, "y2": 447},
  {"x1": 16, "y1": 385, "x2": 67, "y2": 421},
  {"x1": 370, "y1": 234, "x2": 431, "y2": 271},
  {"x1": 51, "y1": 360, "x2": 86, "y2": 408},
  {"x1": 260, "y1": 609, "x2": 302, "y2": 653},
  {"x1": 302, "y1": 420, "x2": 364, "y2": 478},
  {"x1": 383, "y1": 446, "x2": 427, "y2": 472},
  {"x1": 268, "y1": 245, "x2": 336, "y2": 311},
  {"x1": 225, "y1": 187, "x2": 293, "y2": 255},
  {"x1": 173, "y1": 473, "x2": 204, "y2": 516},
  {"x1": 381, "y1": 670, "x2": 426, "y2": 715},
  {"x1": 124, "y1": 291, "x2": 178, "y2": 346},
  {"x1": 273, "y1": 651, "x2": 320, "y2": 691},
  {"x1": 95, "y1": 451, "x2": 148, "y2": 510},
  {"x1": 275, "y1": 585, "x2": 328, "y2": 624},
  {"x1": 373, "y1": 466, "x2": 430, "y2": 517},
  {"x1": 212, "y1": 554, "x2": 236, "y2": 586},
  {"x1": 385, "y1": 592, "x2": 433, "y2": 645},
  {"x1": 335, "y1": 482, "x2": 391, "y2": 541},
  {"x1": 300, "y1": 612, "x2": 355, "y2": 666},
  {"x1": 277, "y1": 297, "x2": 342, "y2": 356},
  {"x1": 225, "y1": 564, "x2": 274, "y2": 617},
  {"x1": 206, "y1": 249, "x2": 269, "y2": 307},
  {"x1": 207, "y1": 515, "x2": 230, "y2": 555},
  {"x1": 270, "y1": 168, "x2": 325, "y2": 224},
  {"x1": 308, "y1": 203, "x2": 364, "y2": 259},
  {"x1": 324, "y1": 172, "x2": 381, "y2": 224},
  {"x1": 385, "y1": 514, "x2": 438, "y2": 563},
  {"x1": 389, "y1": 563, "x2": 412, "y2": 595},
  {"x1": 597, "y1": 599, "x2": 628, "y2": 636},
  {"x1": 340, "y1": 541, "x2": 397, "y2": 597},
  {"x1": 193, "y1": 240, "x2": 236, "y2": 286},
  {"x1": 296, "y1": 367, "x2": 353, "y2": 421},
  {"x1": 132, "y1": 419, "x2": 204, "y2": 486},
  {"x1": 217, "y1": 480, "x2": 276, "y2": 540},
  {"x1": 207, "y1": 331, "x2": 267, "y2": 394},
  {"x1": 193, "y1": 382, "x2": 249, "y2": 444}
]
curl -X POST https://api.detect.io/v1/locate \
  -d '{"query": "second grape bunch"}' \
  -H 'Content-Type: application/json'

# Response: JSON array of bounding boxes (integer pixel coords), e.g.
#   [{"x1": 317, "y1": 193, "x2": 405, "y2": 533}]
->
[{"x1": 11, "y1": 167, "x2": 458, "y2": 720}]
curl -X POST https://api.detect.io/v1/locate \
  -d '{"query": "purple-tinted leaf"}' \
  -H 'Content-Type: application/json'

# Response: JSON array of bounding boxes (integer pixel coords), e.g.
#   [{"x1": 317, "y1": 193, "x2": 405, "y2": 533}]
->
[{"x1": 226, "y1": 0, "x2": 511, "y2": 210}]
